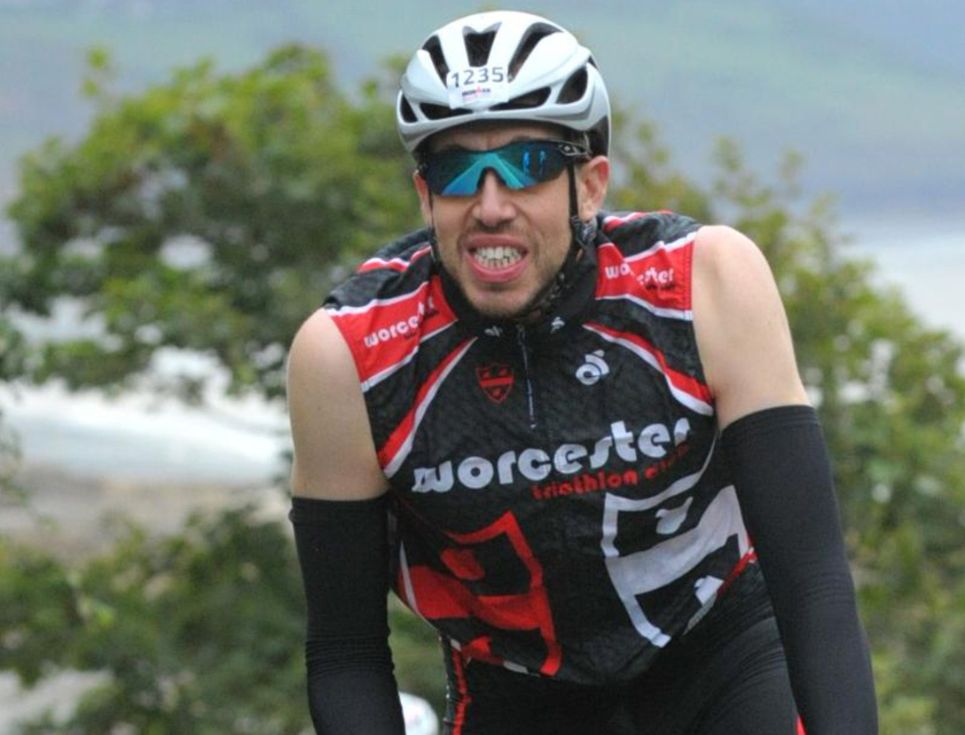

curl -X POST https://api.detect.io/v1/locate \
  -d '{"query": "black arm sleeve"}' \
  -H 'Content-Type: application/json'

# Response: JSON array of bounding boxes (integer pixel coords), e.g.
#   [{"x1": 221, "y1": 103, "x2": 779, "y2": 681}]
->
[
  {"x1": 289, "y1": 495, "x2": 406, "y2": 735},
  {"x1": 722, "y1": 405, "x2": 878, "y2": 735}
]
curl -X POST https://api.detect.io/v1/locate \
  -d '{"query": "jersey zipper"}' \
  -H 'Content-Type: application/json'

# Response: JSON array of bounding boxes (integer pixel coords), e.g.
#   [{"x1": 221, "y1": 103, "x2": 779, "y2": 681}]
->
[{"x1": 516, "y1": 324, "x2": 538, "y2": 430}]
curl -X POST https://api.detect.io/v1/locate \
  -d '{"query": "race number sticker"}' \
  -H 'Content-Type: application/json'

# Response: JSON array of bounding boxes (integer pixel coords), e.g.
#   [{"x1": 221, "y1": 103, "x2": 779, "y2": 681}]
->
[{"x1": 447, "y1": 65, "x2": 511, "y2": 110}]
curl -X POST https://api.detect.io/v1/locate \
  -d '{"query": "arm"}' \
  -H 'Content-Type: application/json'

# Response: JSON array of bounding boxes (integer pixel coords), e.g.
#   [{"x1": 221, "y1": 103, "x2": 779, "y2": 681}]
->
[
  {"x1": 287, "y1": 308, "x2": 405, "y2": 735},
  {"x1": 289, "y1": 308, "x2": 390, "y2": 502},
  {"x1": 692, "y1": 226, "x2": 878, "y2": 734},
  {"x1": 691, "y1": 225, "x2": 809, "y2": 424}
]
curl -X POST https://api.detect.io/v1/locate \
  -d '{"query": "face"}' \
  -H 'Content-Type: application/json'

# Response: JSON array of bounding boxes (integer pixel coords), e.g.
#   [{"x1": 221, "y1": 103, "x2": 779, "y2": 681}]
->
[{"x1": 414, "y1": 123, "x2": 609, "y2": 320}]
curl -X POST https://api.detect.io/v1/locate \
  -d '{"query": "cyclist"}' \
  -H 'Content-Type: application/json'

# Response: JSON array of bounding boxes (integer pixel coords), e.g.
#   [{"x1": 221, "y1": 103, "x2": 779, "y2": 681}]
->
[{"x1": 287, "y1": 10, "x2": 878, "y2": 734}]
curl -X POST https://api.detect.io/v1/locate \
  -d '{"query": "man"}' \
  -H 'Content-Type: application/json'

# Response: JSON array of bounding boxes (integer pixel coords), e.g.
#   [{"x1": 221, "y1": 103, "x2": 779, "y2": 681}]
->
[{"x1": 287, "y1": 10, "x2": 878, "y2": 734}]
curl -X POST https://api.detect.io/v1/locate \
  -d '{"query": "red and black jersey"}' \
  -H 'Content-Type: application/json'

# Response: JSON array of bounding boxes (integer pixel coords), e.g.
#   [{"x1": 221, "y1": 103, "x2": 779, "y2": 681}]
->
[{"x1": 324, "y1": 211, "x2": 758, "y2": 685}]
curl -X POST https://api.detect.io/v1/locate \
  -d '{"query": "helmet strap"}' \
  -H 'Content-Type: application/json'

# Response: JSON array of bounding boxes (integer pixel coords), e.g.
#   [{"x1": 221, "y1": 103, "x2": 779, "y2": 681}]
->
[
  {"x1": 562, "y1": 162, "x2": 596, "y2": 280},
  {"x1": 426, "y1": 189, "x2": 442, "y2": 262}
]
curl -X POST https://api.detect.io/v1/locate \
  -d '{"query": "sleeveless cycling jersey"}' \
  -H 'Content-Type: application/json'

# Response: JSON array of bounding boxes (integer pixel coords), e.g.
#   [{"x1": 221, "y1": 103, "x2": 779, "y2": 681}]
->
[{"x1": 324, "y1": 210, "x2": 758, "y2": 685}]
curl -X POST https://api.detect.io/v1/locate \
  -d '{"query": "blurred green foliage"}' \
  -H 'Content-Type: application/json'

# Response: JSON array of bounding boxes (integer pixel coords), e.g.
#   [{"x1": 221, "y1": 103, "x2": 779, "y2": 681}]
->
[
  {"x1": 0, "y1": 507, "x2": 445, "y2": 732},
  {"x1": 4, "y1": 44, "x2": 419, "y2": 401},
  {"x1": 1, "y1": 45, "x2": 964, "y2": 733}
]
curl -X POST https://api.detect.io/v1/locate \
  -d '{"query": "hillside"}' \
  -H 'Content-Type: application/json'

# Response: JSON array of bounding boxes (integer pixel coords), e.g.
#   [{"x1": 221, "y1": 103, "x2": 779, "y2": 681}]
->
[{"x1": 1, "y1": 0, "x2": 964, "y2": 219}]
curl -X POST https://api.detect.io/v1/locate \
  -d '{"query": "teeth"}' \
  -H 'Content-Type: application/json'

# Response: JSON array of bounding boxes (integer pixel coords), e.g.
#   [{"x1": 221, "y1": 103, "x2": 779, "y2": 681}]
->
[{"x1": 473, "y1": 246, "x2": 523, "y2": 269}]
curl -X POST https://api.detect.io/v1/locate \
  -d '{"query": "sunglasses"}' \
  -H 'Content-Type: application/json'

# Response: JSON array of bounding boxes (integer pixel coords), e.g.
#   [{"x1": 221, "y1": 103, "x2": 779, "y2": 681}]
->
[{"x1": 419, "y1": 139, "x2": 590, "y2": 197}]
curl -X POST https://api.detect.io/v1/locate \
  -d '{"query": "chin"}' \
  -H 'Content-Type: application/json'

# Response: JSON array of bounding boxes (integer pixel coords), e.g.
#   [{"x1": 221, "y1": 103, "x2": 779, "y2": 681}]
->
[
  {"x1": 468, "y1": 290, "x2": 542, "y2": 322},
  {"x1": 457, "y1": 269, "x2": 556, "y2": 321}
]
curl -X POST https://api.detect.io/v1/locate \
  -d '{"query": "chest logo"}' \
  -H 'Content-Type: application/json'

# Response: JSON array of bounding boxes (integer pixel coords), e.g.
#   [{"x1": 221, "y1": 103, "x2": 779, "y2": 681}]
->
[
  {"x1": 476, "y1": 363, "x2": 514, "y2": 404},
  {"x1": 576, "y1": 350, "x2": 610, "y2": 386}
]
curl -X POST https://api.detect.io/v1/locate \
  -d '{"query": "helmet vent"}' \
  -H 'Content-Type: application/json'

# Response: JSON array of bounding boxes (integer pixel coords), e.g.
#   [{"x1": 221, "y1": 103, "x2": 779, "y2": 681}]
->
[
  {"x1": 464, "y1": 30, "x2": 497, "y2": 66},
  {"x1": 420, "y1": 102, "x2": 472, "y2": 121},
  {"x1": 508, "y1": 24, "x2": 560, "y2": 81},
  {"x1": 422, "y1": 36, "x2": 450, "y2": 83},
  {"x1": 491, "y1": 88, "x2": 551, "y2": 111},
  {"x1": 558, "y1": 68, "x2": 588, "y2": 104},
  {"x1": 399, "y1": 96, "x2": 417, "y2": 123}
]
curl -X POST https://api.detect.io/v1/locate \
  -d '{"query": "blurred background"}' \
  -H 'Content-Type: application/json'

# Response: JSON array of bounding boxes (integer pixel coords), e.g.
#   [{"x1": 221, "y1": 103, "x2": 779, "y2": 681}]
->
[{"x1": 1, "y1": 1, "x2": 963, "y2": 732}]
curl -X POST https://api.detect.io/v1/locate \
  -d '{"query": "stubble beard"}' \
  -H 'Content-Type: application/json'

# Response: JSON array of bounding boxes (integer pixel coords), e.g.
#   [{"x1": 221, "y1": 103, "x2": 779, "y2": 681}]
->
[
  {"x1": 440, "y1": 222, "x2": 572, "y2": 322},
  {"x1": 451, "y1": 253, "x2": 564, "y2": 323}
]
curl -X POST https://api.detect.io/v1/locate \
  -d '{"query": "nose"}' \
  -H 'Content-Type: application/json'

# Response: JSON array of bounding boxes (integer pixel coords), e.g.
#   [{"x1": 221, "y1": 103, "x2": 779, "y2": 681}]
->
[{"x1": 473, "y1": 169, "x2": 515, "y2": 227}]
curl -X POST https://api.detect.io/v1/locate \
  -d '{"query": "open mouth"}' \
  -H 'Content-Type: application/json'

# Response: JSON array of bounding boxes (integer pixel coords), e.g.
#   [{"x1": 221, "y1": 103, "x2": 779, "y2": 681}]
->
[{"x1": 471, "y1": 245, "x2": 524, "y2": 270}]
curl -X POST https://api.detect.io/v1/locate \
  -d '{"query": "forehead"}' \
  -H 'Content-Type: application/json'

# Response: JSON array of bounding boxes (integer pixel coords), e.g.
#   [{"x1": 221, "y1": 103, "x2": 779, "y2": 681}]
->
[{"x1": 428, "y1": 121, "x2": 566, "y2": 152}]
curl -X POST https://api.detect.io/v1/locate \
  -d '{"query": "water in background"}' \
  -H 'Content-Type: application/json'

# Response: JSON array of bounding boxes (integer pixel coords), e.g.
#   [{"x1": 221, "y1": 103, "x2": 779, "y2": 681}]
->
[
  {"x1": 3, "y1": 384, "x2": 286, "y2": 485},
  {"x1": 847, "y1": 218, "x2": 965, "y2": 340}
]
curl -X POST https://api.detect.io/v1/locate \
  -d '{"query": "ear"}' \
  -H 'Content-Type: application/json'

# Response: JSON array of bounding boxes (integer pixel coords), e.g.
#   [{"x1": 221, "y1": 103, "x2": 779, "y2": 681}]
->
[
  {"x1": 577, "y1": 155, "x2": 610, "y2": 220},
  {"x1": 412, "y1": 170, "x2": 434, "y2": 227}
]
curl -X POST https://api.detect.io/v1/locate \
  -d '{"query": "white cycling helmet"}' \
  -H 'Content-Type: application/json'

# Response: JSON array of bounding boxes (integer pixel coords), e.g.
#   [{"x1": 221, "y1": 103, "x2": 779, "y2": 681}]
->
[{"x1": 397, "y1": 10, "x2": 611, "y2": 158}]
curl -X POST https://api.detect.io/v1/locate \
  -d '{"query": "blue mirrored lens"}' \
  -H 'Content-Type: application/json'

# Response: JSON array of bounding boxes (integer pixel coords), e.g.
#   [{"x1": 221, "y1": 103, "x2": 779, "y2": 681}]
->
[
  {"x1": 423, "y1": 140, "x2": 583, "y2": 197},
  {"x1": 440, "y1": 153, "x2": 540, "y2": 195}
]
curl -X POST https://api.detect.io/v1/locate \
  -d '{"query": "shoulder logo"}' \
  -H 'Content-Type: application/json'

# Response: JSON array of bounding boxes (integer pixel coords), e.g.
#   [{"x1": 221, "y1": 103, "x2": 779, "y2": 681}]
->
[
  {"x1": 576, "y1": 350, "x2": 610, "y2": 386},
  {"x1": 638, "y1": 265, "x2": 675, "y2": 290},
  {"x1": 476, "y1": 363, "x2": 514, "y2": 403}
]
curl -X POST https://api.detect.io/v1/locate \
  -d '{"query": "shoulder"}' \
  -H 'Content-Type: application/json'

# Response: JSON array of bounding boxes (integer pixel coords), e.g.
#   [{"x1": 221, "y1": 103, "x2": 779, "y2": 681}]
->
[
  {"x1": 287, "y1": 309, "x2": 365, "y2": 447},
  {"x1": 692, "y1": 224, "x2": 774, "y2": 294},
  {"x1": 287, "y1": 309, "x2": 388, "y2": 499},
  {"x1": 691, "y1": 225, "x2": 809, "y2": 428},
  {"x1": 692, "y1": 225, "x2": 794, "y2": 336},
  {"x1": 288, "y1": 307, "x2": 355, "y2": 382}
]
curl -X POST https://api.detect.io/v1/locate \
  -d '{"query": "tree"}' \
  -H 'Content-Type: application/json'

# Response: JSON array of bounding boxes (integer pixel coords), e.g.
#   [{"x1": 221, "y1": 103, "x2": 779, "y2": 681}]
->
[
  {"x1": 0, "y1": 510, "x2": 449, "y2": 733},
  {"x1": 3, "y1": 46, "x2": 965, "y2": 734},
  {"x1": 3, "y1": 45, "x2": 420, "y2": 403},
  {"x1": 0, "y1": 316, "x2": 27, "y2": 500},
  {"x1": 1, "y1": 507, "x2": 328, "y2": 732}
]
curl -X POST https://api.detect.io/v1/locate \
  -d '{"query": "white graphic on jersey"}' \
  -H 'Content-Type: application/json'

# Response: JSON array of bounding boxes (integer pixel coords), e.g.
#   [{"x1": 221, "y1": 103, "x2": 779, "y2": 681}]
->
[
  {"x1": 411, "y1": 418, "x2": 691, "y2": 493},
  {"x1": 599, "y1": 437, "x2": 749, "y2": 648},
  {"x1": 602, "y1": 485, "x2": 748, "y2": 648},
  {"x1": 361, "y1": 299, "x2": 434, "y2": 349},
  {"x1": 693, "y1": 575, "x2": 723, "y2": 607},
  {"x1": 655, "y1": 497, "x2": 693, "y2": 535},
  {"x1": 575, "y1": 350, "x2": 610, "y2": 386}
]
